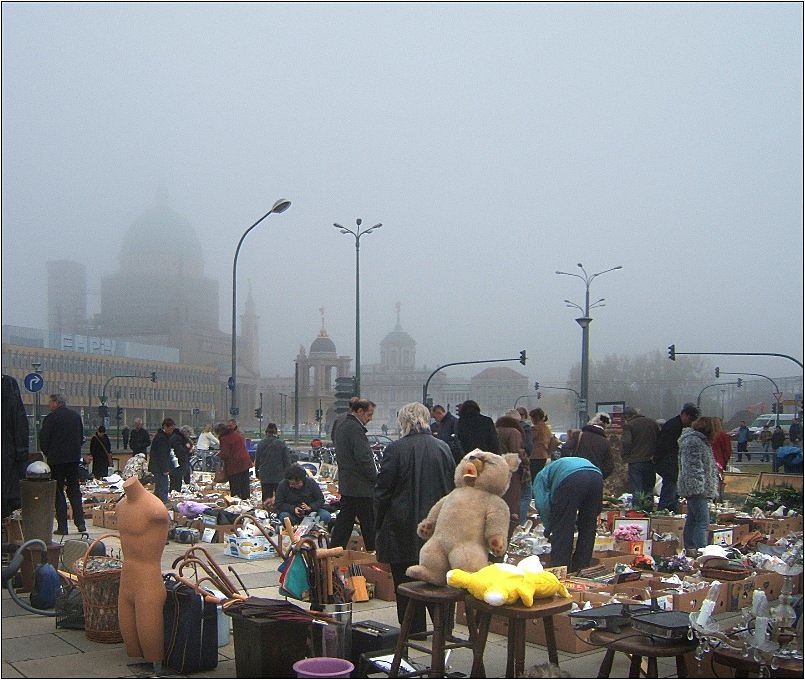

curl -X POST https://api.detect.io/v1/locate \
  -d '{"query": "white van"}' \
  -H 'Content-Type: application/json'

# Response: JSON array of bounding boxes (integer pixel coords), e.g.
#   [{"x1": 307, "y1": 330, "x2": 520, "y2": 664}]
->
[{"x1": 749, "y1": 413, "x2": 796, "y2": 438}]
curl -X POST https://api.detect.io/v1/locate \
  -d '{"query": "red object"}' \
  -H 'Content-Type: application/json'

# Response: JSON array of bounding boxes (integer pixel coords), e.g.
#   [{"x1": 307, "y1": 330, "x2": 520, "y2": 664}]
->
[{"x1": 712, "y1": 431, "x2": 732, "y2": 471}]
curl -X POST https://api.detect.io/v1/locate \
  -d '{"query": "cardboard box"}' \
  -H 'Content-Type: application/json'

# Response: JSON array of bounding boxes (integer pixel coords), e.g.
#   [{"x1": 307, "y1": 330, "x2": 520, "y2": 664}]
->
[
  {"x1": 103, "y1": 510, "x2": 118, "y2": 530},
  {"x1": 750, "y1": 517, "x2": 801, "y2": 540},
  {"x1": 753, "y1": 571, "x2": 784, "y2": 601},
  {"x1": 224, "y1": 534, "x2": 276, "y2": 560},
  {"x1": 92, "y1": 509, "x2": 106, "y2": 528},
  {"x1": 614, "y1": 540, "x2": 652, "y2": 556},
  {"x1": 707, "y1": 525, "x2": 735, "y2": 547},
  {"x1": 656, "y1": 581, "x2": 730, "y2": 614},
  {"x1": 590, "y1": 550, "x2": 633, "y2": 570},
  {"x1": 332, "y1": 549, "x2": 379, "y2": 569},
  {"x1": 360, "y1": 562, "x2": 396, "y2": 601},
  {"x1": 650, "y1": 515, "x2": 686, "y2": 537},
  {"x1": 729, "y1": 576, "x2": 756, "y2": 612},
  {"x1": 650, "y1": 537, "x2": 680, "y2": 558},
  {"x1": 347, "y1": 535, "x2": 366, "y2": 551}
]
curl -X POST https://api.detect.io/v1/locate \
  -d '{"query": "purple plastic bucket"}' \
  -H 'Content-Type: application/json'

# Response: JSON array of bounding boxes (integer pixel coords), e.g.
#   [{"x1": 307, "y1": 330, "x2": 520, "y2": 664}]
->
[{"x1": 293, "y1": 656, "x2": 354, "y2": 678}]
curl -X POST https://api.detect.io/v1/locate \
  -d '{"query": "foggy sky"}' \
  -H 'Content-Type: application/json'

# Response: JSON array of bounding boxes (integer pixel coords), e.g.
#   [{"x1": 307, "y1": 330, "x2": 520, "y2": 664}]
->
[{"x1": 2, "y1": 2, "x2": 803, "y2": 388}]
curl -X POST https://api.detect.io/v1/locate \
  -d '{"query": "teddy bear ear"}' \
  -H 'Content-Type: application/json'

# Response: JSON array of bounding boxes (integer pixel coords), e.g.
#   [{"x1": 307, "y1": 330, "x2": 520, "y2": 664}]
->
[{"x1": 502, "y1": 452, "x2": 520, "y2": 471}]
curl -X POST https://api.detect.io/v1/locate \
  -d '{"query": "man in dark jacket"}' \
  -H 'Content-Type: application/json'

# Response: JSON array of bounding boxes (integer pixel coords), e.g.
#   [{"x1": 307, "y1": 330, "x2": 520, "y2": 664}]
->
[
  {"x1": 148, "y1": 418, "x2": 177, "y2": 502},
  {"x1": 2, "y1": 374, "x2": 29, "y2": 519},
  {"x1": 654, "y1": 403, "x2": 699, "y2": 512},
  {"x1": 330, "y1": 398, "x2": 377, "y2": 551},
  {"x1": 456, "y1": 400, "x2": 500, "y2": 455},
  {"x1": 254, "y1": 423, "x2": 292, "y2": 503},
  {"x1": 560, "y1": 412, "x2": 615, "y2": 479},
  {"x1": 621, "y1": 406, "x2": 659, "y2": 497},
  {"x1": 40, "y1": 394, "x2": 86, "y2": 534},
  {"x1": 375, "y1": 402, "x2": 455, "y2": 632},
  {"x1": 431, "y1": 404, "x2": 463, "y2": 463},
  {"x1": 129, "y1": 418, "x2": 151, "y2": 455},
  {"x1": 275, "y1": 463, "x2": 330, "y2": 526}
]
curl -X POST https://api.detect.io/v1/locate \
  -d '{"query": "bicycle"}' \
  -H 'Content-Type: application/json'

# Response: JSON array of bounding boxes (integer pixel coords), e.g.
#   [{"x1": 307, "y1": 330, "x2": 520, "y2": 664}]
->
[{"x1": 190, "y1": 449, "x2": 220, "y2": 472}]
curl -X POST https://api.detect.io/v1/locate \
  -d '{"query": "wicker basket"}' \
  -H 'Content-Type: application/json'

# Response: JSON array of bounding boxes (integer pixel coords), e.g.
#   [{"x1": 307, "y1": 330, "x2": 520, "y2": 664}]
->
[
  {"x1": 75, "y1": 533, "x2": 123, "y2": 643},
  {"x1": 700, "y1": 566, "x2": 751, "y2": 582}
]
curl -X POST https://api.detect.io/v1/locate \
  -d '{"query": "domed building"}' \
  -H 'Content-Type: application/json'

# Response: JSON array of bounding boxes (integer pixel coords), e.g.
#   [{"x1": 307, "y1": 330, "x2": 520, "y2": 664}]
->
[{"x1": 295, "y1": 309, "x2": 351, "y2": 426}]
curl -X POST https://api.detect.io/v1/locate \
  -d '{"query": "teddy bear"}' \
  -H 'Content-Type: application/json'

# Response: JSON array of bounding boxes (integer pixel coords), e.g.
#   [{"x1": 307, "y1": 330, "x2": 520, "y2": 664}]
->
[
  {"x1": 446, "y1": 555, "x2": 570, "y2": 607},
  {"x1": 405, "y1": 449, "x2": 520, "y2": 586}
]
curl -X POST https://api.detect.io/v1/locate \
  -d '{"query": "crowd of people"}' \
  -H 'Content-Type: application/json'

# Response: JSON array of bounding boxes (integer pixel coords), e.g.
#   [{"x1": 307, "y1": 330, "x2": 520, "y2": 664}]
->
[{"x1": 5, "y1": 380, "x2": 802, "y2": 633}]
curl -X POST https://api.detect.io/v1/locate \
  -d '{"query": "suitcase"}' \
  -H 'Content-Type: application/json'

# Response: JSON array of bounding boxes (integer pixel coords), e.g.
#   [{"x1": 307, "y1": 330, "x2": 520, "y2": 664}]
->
[
  {"x1": 163, "y1": 573, "x2": 218, "y2": 673},
  {"x1": 350, "y1": 619, "x2": 400, "y2": 667}
]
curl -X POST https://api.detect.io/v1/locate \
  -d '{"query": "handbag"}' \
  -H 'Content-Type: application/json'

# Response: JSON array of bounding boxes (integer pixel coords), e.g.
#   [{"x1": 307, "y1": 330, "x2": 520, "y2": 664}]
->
[{"x1": 213, "y1": 462, "x2": 228, "y2": 484}]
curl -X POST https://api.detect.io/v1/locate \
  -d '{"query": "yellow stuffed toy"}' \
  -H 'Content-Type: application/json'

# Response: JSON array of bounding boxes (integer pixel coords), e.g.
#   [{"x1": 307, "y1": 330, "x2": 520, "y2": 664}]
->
[{"x1": 446, "y1": 555, "x2": 570, "y2": 607}]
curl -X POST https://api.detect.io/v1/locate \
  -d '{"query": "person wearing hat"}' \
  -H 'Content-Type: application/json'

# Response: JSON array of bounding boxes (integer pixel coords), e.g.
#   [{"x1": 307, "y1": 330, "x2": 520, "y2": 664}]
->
[
  {"x1": 655, "y1": 402, "x2": 700, "y2": 513},
  {"x1": 621, "y1": 406, "x2": 659, "y2": 498},
  {"x1": 560, "y1": 412, "x2": 614, "y2": 479}
]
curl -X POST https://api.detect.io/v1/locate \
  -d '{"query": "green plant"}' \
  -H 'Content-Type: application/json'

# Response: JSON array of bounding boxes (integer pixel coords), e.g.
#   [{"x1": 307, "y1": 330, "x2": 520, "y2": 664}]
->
[
  {"x1": 631, "y1": 490, "x2": 655, "y2": 514},
  {"x1": 743, "y1": 485, "x2": 803, "y2": 513}
]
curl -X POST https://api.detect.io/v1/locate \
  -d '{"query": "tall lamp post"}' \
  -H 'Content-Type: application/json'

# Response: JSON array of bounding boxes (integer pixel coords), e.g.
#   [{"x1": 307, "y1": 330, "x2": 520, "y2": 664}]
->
[
  {"x1": 556, "y1": 263, "x2": 622, "y2": 425},
  {"x1": 333, "y1": 219, "x2": 382, "y2": 397},
  {"x1": 230, "y1": 199, "x2": 291, "y2": 416}
]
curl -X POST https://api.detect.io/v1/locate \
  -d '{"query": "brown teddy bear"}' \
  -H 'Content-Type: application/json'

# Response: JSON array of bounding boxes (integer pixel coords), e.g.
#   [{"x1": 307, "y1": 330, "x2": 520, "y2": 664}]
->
[{"x1": 405, "y1": 449, "x2": 520, "y2": 585}]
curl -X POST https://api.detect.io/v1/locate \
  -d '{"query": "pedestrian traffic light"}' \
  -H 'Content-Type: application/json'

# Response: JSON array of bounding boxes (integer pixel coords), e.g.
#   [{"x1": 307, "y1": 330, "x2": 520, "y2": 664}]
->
[
  {"x1": 334, "y1": 376, "x2": 356, "y2": 414},
  {"x1": 116, "y1": 407, "x2": 123, "y2": 421},
  {"x1": 668, "y1": 344, "x2": 676, "y2": 361},
  {"x1": 736, "y1": 378, "x2": 743, "y2": 388},
  {"x1": 534, "y1": 381, "x2": 540, "y2": 391},
  {"x1": 715, "y1": 367, "x2": 720, "y2": 378},
  {"x1": 771, "y1": 402, "x2": 778, "y2": 413},
  {"x1": 537, "y1": 391, "x2": 542, "y2": 399},
  {"x1": 254, "y1": 408, "x2": 262, "y2": 419},
  {"x1": 315, "y1": 409, "x2": 322, "y2": 422},
  {"x1": 149, "y1": 371, "x2": 157, "y2": 382},
  {"x1": 99, "y1": 405, "x2": 109, "y2": 418},
  {"x1": 519, "y1": 350, "x2": 527, "y2": 365}
]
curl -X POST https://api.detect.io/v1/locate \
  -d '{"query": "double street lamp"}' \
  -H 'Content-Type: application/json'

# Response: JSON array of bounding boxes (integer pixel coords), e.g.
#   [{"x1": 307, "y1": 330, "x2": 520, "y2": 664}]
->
[
  {"x1": 556, "y1": 263, "x2": 622, "y2": 425},
  {"x1": 333, "y1": 219, "x2": 382, "y2": 396},
  {"x1": 230, "y1": 199, "x2": 292, "y2": 416}
]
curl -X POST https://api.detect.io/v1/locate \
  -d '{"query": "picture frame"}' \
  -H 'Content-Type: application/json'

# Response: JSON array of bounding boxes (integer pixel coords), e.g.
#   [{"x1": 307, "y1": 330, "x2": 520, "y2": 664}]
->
[{"x1": 612, "y1": 517, "x2": 650, "y2": 541}]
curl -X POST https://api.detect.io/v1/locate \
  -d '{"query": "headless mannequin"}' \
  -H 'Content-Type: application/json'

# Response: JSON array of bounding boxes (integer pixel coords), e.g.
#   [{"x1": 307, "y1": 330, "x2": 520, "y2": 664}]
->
[{"x1": 116, "y1": 477, "x2": 169, "y2": 672}]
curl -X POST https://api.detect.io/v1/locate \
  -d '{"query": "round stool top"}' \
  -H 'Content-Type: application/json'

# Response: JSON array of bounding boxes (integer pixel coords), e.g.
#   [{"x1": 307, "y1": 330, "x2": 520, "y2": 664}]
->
[
  {"x1": 589, "y1": 627, "x2": 697, "y2": 656},
  {"x1": 397, "y1": 581, "x2": 466, "y2": 603},
  {"x1": 463, "y1": 594, "x2": 572, "y2": 619}
]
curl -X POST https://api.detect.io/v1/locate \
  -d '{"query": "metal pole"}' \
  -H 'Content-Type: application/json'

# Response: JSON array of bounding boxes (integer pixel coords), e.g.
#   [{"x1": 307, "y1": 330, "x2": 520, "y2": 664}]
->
[
  {"x1": 422, "y1": 354, "x2": 527, "y2": 405},
  {"x1": 294, "y1": 361, "x2": 299, "y2": 443},
  {"x1": 355, "y1": 236, "x2": 361, "y2": 396}
]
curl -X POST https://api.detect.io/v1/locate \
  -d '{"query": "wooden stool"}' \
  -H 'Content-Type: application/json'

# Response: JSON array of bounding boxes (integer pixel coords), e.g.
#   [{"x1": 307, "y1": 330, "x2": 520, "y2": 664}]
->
[
  {"x1": 588, "y1": 626, "x2": 697, "y2": 678},
  {"x1": 463, "y1": 595, "x2": 572, "y2": 678},
  {"x1": 388, "y1": 581, "x2": 475, "y2": 678}
]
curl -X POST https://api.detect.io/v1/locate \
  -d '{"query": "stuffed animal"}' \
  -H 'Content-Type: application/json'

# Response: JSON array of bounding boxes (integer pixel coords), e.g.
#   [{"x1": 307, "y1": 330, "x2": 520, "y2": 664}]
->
[
  {"x1": 405, "y1": 450, "x2": 520, "y2": 585},
  {"x1": 446, "y1": 555, "x2": 570, "y2": 607}
]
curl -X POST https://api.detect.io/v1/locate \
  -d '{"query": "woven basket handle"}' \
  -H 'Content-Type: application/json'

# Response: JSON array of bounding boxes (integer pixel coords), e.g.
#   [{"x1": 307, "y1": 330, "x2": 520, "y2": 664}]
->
[{"x1": 79, "y1": 532, "x2": 120, "y2": 579}]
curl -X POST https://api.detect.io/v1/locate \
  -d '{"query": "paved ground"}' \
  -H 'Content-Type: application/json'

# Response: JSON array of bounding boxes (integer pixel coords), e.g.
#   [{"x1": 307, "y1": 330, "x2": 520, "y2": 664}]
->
[{"x1": 2, "y1": 522, "x2": 726, "y2": 679}]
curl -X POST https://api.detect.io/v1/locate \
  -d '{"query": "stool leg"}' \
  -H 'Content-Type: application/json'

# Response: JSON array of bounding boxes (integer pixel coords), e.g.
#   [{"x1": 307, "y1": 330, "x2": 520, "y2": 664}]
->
[
  {"x1": 541, "y1": 615, "x2": 560, "y2": 666},
  {"x1": 628, "y1": 654, "x2": 642, "y2": 678},
  {"x1": 469, "y1": 609, "x2": 491, "y2": 678},
  {"x1": 431, "y1": 604, "x2": 445, "y2": 678},
  {"x1": 646, "y1": 656, "x2": 658, "y2": 678},
  {"x1": 390, "y1": 598, "x2": 417, "y2": 678},
  {"x1": 510, "y1": 619, "x2": 526, "y2": 679},
  {"x1": 597, "y1": 649, "x2": 616, "y2": 678}
]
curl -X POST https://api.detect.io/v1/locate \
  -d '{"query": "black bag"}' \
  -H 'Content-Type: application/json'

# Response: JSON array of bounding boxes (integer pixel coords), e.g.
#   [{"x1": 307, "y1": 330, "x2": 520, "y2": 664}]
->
[
  {"x1": 448, "y1": 434, "x2": 465, "y2": 465},
  {"x1": 163, "y1": 573, "x2": 218, "y2": 674}
]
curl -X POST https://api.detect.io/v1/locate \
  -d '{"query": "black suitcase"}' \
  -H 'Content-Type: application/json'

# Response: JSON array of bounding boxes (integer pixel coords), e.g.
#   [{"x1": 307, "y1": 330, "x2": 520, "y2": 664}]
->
[
  {"x1": 350, "y1": 619, "x2": 400, "y2": 666},
  {"x1": 163, "y1": 573, "x2": 218, "y2": 673}
]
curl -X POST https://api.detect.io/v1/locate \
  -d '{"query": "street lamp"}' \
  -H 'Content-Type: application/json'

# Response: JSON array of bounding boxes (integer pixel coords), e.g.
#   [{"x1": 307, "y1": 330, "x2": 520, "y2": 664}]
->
[
  {"x1": 333, "y1": 218, "x2": 382, "y2": 396},
  {"x1": 230, "y1": 199, "x2": 292, "y2": 416},
  {"x1": 556, "y1": 263, "x2": 622, "y2": 425}
]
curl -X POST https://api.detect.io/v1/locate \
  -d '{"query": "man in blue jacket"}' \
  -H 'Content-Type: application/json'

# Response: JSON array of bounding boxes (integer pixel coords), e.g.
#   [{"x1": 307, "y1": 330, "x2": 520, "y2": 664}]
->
[
  {"x1": 40, "y1": 394, "x2": 86, "y2": 534},
  {"x1": 533, "y1": 457, "x2": 603, "y2": 571}
]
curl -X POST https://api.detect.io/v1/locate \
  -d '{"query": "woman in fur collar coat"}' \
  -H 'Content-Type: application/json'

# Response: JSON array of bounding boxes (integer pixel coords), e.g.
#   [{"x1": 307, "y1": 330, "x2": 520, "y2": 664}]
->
[
  {"x1": 677, "y1": 417, "x2": 720, "y2": 550},
  {"x1": 560, "y1": 412, "x2": 614, "y2": 479},
  {"x1": 495, "y1": 414, "x2": 530, "y2": 534}
]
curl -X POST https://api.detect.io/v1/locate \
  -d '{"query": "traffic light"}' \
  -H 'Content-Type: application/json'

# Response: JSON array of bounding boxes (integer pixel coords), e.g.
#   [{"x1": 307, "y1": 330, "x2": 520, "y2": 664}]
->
[
  {"x1": 254, "y1": 408, "x2": 262, "y2": 419},
  {"x1": 315, "y1": 409, "x2": 322, "y2": 423},
  {"x1": 668, "y1": 344, "x2": 676, "y2": 361},
  {"x1": 534, "y1": 381, "x2": 540, "y2": 390},
  {"x1": 149, "y1": 371, "x2": 157, "y2": 382},
  {"x1": 334, "y1": 376, "x2": 356, "y2": 414},
  {"x1": 99, "y1": 405, "x2": 109, "y2": 418},
  {"x1": 736, "y1": 378, "x2": 743, "y2": 388},
  {"x1": 715, "y1": 367, "x2": 720, "y2": 378},
  {"x1": 519, "y1": 350, "x2": 527, "y2": 365},
  {"x1": 116, "y1": 407, "x2": 123, "y2": 421},
  {"x1": 771, "y1": 402, "x2": 778, "y2": 413},
  {"x1": 537, "y1": 391, "x2": 542, "y2": 399}
]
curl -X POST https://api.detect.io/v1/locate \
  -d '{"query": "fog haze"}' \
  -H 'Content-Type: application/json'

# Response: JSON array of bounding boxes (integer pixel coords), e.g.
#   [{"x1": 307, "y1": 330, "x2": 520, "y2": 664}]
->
[{"x1": 2, "y1": 2, "x2": 803, "y2": 386}]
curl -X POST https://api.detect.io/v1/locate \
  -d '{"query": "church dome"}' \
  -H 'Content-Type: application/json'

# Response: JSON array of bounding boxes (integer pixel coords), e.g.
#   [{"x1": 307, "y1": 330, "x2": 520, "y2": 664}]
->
[
  {"x1": 118, "y1": 203, "x2": 204, "y2": 276},
  {"x1": 310, "y1": 332, "x2": 337, "y2": 355}
]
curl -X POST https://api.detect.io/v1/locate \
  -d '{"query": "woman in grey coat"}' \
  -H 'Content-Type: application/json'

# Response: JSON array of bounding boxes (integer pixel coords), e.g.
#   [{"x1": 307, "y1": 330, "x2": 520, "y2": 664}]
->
[
  {"x1": 254, "y1": 423, "x2": 291, "y2": 504},
  {"x1": 677, "y1": 417, "x2": 720, "y2": 551}
]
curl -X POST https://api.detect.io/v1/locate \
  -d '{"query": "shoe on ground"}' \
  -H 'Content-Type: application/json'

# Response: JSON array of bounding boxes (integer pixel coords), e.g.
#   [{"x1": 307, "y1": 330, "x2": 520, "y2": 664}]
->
[
  {"x1": 76, "y1": 525, "x2": 87, "y2": 533},
  {"x1": 55, "y1": 527, "x2": 68, "y2": 535}
]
